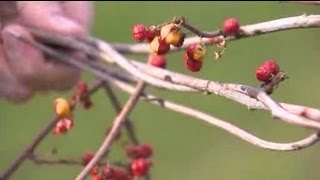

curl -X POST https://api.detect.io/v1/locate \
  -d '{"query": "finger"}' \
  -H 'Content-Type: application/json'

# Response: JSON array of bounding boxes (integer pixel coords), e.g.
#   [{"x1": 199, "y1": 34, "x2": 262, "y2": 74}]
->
[
  {"x1": 60, "y1": 1, "x2": 94, "y2": 30},
  {"x1": 2, "y1": 24, "x2": 81, "y2": 91},
  {"x1": 0, "y1": 45, "x2": 33, "y2": 103},
  {"x1": 0, "y1": 1, "x2": 17, "y2": 17},
  {"x1": 17, "y1": 1, "x2": 87, "y2": 37}
]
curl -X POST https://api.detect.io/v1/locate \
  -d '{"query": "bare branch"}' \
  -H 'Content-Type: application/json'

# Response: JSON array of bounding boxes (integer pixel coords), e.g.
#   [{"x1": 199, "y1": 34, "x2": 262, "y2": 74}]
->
[
  {"x1": 95, "y1": 39, "x2": 320, "y2": 130},
  {"x1": 107, "y1": 78, "x2": 320, "y2": 151}
]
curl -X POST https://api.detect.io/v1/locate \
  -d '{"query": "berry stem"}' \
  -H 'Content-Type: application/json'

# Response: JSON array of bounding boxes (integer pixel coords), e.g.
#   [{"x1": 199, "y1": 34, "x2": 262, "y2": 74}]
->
[
  {"x1": 173, "y1": 16, "x2": 224, "y2": 38},
  {"x1": 182, "y1": 21, "x2": 223, "y2": 38}
]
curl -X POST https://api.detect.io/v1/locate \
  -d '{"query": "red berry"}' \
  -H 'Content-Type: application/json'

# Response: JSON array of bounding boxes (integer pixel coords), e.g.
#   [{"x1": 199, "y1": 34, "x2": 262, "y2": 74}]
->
[
  {"x1": 149, "y1": 54, "x2": 167, "y2": 69},
  {"x1": 126, "y1": 144, "x2": 153, "y2": 159},
  {"x1": 184, "y1": 53, "x2": 203, "y2": 72},
  {"x1": 126, "y1": 145, "x2": 139, "y2": 159},
  {"x1": 130, "y1": 159, "x2": 152, "y2": 177},
  {"x1": 102, "y1": 165, "x2": 129, "y2": 180},
  {"x1": 132, "y1": 24, "x2": 147, "y2": 42},
  {"x1": 52, "y1": 117, "x2": 73, "y2": 135},
  {"x1": 146, "y1": 27, "x2": 159, "y2": 43},
  {"x1": 139, "y1": 144, "x2": 153, "y2": 159},
  {"x1": 82, "y1": 152, "x2": 94, "y2": 166},
  {"x1": 186, "y1": 43, "x2": 206, "y2": 62},
  {"x1": 150, "y1": 36, "x2": 170, "y2": 55},
  {"x1": 90, "y1": 166, "x2": 100, "y2": 176},
  {"x1": 92, "y1": 175, "x2": 102, "y2": 180},
  {"x1": 255, "y1": 60, "x2": 280, "y2": 82},
  {"x1": 223, "y1": 17, "x2": 240, "y2": 34}
]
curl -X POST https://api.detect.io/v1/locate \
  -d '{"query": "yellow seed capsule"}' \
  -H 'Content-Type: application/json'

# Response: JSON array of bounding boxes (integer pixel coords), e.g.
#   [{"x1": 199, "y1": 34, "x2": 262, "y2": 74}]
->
[
  {"x1": 160, "y1": 23, "x2": 175, "y2": 39},
  {"x1": 165, "y1": 29, "x2": 183, "y2": 46},
  {"x1": 193, "y1": 44, "x2": 206, "y2": 61},
  {"x1": 54, "y1": 98, "x2": 71, "y2": 117},
  {"x1": 160, "y1": 23, "x2": 184, "y2": 47}
]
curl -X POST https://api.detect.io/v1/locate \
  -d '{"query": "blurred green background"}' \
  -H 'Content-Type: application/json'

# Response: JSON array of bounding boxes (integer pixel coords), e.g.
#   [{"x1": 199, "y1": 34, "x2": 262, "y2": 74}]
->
[{"x1": 2, "y1": 2, "x2": 320, "y2": 180}]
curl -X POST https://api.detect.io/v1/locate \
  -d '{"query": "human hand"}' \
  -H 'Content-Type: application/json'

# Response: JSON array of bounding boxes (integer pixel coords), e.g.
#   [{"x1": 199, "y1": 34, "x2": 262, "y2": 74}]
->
[{"x1": 0, "y1": 1, "x2": 93, "y2": 103}]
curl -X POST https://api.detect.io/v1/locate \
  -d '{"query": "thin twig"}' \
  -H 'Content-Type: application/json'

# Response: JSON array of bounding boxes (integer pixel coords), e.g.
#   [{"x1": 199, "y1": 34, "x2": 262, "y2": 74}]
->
[
  {"x1": 104, "y1": 82, "x2": 140, "y2": 145},
  {"x1": 76, "y1": 81, "x2": 146, "y2": 180},
  {"x1": 29, "y1": 154, "x2": 107, "y2": 167},
  {"x1": 30, "y1": 155, "x2": 83, "y2": 166},
  {"x1": 115, "y1": 14, "x2": 320, "y2": 54},
  {"x1": 0, "y1": 117, "x2": 59, "y2": 180},
  {"x1": 0, "y1": 80, "x2": 104, "y2": 180}
]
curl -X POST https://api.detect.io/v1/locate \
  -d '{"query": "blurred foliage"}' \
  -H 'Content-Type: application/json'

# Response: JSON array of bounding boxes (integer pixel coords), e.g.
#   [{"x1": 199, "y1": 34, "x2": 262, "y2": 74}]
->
[{"x1": 1, "y1": 2, "x2": 320, "y2": 180}]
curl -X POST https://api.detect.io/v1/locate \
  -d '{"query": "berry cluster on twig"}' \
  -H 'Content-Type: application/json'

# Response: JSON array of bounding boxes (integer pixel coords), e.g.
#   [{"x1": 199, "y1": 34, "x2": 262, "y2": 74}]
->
[{"x1": 2, "y1": 7, "x2": 320, "y2": 180}]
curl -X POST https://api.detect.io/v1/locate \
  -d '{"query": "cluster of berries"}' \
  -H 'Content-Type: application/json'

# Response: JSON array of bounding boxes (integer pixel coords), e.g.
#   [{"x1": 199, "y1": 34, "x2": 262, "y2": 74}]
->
[
  {"x1": 132, "y1": 18, "x2": 284, "y2": 86},
  {"x1": 53, "y1": 81, "x2": 93, "y2": 135},
  {"x1": 131, "y1": 17, "x2": 240, "y2": 72},
  {"x1": 82, "y1": 144, "x2": 153, "y2": 180}
]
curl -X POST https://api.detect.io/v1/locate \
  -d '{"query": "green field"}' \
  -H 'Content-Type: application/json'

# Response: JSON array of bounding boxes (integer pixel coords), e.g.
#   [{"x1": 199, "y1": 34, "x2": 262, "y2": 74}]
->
[{"x1": 1, "y1": 2, "x2": 320, "y2": 180}]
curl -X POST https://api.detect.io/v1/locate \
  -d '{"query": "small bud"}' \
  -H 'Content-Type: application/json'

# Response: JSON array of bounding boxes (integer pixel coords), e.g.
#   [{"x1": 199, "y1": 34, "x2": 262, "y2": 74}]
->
[{"x1": 75, "y1": 81, "x2": 88, "y2": 100}]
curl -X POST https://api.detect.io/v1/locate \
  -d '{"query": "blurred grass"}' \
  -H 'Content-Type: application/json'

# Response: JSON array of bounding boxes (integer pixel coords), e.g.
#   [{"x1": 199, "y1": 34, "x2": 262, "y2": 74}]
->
[{"x1": 1, "y1": 2, "x2": 320, "y2": 180}]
